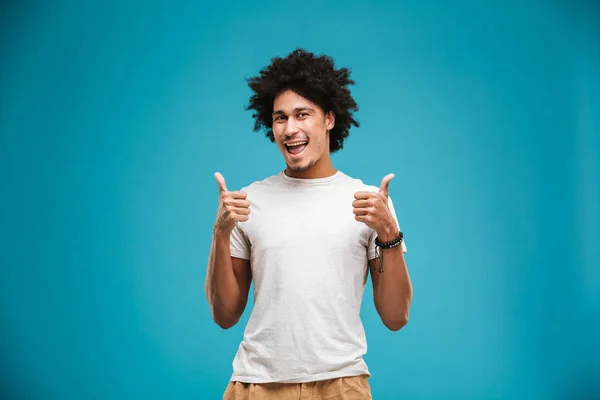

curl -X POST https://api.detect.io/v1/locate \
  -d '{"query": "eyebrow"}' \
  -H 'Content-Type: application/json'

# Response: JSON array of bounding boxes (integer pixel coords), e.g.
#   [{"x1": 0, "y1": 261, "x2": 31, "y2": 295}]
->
[{"x1": 272, "y1": 107, "x2": 314, "y2": 116}]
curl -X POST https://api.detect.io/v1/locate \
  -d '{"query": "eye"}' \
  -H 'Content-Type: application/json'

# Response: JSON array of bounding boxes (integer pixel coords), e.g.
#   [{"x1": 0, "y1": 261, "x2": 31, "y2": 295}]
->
[
  {"x1": 274, "y1": 115, "x2": 287, "y2": 122},
  {"x1": 297, "y1": 112, "x2": 308, "y2": 118}
]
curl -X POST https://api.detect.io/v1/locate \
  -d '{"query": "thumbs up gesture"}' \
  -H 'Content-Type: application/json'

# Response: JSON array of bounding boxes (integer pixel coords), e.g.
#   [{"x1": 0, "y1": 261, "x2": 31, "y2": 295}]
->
[
  {"x1": 214, "y1": 172, "x2": 251, "y2": 233},
  {"x1": 352, "y1": 173, "x2": 398, "y2": 241}
]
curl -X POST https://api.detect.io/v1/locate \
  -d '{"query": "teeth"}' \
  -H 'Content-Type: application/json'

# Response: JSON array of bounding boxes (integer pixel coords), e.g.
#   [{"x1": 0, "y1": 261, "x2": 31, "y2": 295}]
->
[{"x1": 286, "y1": 141, "x2": 308, "y2": 147}]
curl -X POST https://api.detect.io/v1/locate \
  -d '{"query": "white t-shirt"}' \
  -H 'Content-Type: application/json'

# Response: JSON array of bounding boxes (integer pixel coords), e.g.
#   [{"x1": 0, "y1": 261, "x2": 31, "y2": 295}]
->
[{"x1": 228, "y1": 170, "x2": 407, "y2": 384}]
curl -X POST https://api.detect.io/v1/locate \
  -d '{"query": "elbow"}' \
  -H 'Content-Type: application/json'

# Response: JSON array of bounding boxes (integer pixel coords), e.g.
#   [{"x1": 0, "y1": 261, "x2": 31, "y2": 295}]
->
[
  {"x1": 385, "y1": 313, "x2": 409, "y2": 331},
  {"x1": 379, "y1": 301, "x2": 410, "y2": 331},
  {"x1": 210, "y1": 304, "x2": 241, "y2": 330},
  {"x1": 214, "y1": 316, "x2": 238, "y2": 330},
  {"x1": 377, "y1": 293, "x2": 412, "y2": 332},
  {"x1": 387, "y1": 288, "x2": 413, "y2": 331}
]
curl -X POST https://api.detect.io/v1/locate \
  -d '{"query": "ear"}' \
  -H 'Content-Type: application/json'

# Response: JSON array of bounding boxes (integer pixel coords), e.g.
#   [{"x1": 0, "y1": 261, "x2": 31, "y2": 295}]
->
[{"x1": 325, "y1": 111, "x2": 335, "y2": 130}]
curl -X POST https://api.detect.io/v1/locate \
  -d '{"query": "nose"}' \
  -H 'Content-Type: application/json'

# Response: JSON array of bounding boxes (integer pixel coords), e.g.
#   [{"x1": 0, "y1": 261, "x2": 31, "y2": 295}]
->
[{"x1": 284, "y1": 117, "x2": 299, "y2": 136}]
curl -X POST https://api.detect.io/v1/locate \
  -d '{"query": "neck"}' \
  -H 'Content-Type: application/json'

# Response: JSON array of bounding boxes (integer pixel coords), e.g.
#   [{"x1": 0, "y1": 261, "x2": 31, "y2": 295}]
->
[{"x1": 285, "y1": 156, "x2": 337, "y2": 179}]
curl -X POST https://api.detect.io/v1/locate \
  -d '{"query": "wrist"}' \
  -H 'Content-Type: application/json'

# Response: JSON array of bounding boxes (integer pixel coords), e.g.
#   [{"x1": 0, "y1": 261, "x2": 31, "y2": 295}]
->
[
  {"x1": 377, "y1": 224, "x2": 399, "y2": 243},
  {"x1": 213, "y1": 223, "x2": 233, "y2": 238}
]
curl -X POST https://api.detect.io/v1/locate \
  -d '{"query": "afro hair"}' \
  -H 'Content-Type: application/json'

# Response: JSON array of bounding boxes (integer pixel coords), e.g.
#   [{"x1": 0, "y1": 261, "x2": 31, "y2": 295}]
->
[{"x1": 245, "y1": 49, "x2": 359, "y2": 153}]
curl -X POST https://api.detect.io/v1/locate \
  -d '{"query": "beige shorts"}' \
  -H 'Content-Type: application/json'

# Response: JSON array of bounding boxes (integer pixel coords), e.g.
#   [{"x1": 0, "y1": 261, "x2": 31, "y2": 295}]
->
[{"x1": 223, "y1": 374, "x2": 372, "y2": 399}]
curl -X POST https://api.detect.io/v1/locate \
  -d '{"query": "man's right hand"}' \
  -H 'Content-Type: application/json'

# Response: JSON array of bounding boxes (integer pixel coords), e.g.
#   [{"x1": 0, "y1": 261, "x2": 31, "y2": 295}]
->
[{"x1": 214, "y1": 172, "x2": 251, "y2": 233}]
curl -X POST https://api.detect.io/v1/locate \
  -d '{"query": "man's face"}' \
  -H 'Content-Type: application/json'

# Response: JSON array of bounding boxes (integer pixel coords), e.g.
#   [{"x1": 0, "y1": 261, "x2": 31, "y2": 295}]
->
[{"x1": 272, "y1": 90, "x2": 335, "y2": 174}]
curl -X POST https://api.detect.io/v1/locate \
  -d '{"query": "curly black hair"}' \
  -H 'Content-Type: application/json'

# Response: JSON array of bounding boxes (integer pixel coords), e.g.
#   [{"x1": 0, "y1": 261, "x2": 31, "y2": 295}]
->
[{"x1": 245, "y1": 49, "x2": 359, "y2": 153}]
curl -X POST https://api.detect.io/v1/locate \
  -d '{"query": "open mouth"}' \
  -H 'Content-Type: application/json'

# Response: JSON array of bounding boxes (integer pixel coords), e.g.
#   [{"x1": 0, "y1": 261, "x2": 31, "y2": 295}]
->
[{"x1": 284, "y1": 140, "x2": 308, "y2": 156}]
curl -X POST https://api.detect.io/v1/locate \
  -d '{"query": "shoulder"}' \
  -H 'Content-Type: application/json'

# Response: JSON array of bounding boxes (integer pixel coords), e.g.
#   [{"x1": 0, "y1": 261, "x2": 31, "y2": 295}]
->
[
  {"x1": 338, "y1": 172, "x2": 379, "y2": 193},
  {"x1": 239, "y1": 172, "x2": 283, "y2": 193}
]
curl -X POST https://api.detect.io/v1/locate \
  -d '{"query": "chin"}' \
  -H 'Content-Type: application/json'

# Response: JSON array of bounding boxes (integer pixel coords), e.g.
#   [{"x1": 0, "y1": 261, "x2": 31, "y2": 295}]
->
[
  {"x1": 288, "y1": 164, "x2": 312, "y2": 173},
  {"x1": 287, "y1": 159, "x2": 316, "y2": 173}
]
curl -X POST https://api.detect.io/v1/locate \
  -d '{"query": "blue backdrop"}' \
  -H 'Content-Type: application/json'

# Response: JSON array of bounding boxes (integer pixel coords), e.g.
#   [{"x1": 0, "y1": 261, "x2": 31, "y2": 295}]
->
[{"x1": 1, "y1": 1, "x2": 599, "y2": 399}]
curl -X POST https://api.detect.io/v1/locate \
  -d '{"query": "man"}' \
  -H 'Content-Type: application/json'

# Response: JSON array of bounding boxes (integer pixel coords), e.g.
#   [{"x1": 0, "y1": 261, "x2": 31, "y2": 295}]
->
[{"x1": 206, "y1": 49, "x2": 412, "y2": 399}]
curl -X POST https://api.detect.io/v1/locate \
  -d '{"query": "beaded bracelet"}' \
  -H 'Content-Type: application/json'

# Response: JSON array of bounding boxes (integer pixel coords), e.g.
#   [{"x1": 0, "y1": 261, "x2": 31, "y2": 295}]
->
[
  {"x1": 374, "y1": 231, "x2": 404, "y2": 273},
  {"x1": 375, "y1": 231, "x2": 404, "y2": 249}
]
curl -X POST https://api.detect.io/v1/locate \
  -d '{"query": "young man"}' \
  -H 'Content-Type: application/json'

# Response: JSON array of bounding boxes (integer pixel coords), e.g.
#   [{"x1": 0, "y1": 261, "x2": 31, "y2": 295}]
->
[{"x1": 206, "y1": 49, "x2": 412, "y2": 399}]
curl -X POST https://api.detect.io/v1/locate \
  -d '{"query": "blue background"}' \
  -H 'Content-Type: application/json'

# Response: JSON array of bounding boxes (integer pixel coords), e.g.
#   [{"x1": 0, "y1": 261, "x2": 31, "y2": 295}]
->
[{"x1": 1, "y1": 1, "x2": 599, "y2": 399}]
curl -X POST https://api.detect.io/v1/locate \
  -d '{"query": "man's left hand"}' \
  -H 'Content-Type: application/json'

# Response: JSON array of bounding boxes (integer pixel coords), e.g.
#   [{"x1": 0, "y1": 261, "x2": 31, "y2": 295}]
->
[{"x1": 352, "y1": 173, "x2": 398, "y2": 242}]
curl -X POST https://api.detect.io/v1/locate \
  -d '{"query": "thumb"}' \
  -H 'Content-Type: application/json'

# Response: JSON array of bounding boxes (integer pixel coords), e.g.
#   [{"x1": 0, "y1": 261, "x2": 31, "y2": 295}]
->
[
  {"x1": 379, "y1": 173, "x2": 394, "y2": 196},
  {"x1": 214, "y1": 172, "x2": 228, "y2": 193}
]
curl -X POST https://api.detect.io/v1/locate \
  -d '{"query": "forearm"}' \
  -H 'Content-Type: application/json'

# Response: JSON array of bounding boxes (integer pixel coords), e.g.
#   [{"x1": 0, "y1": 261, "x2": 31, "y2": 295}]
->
[
  {"x1": 205, "y1": 228, "x2": 245, "y2": 326},
  {"x1": 372, "y1": 234, "x2": 413, "y2": 331}
]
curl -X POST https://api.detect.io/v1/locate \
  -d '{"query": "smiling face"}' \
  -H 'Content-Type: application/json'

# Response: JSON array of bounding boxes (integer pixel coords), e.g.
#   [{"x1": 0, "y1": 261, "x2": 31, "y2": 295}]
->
[{"x1": 272, "y1": 90, "x2": 336, "y2": 179}]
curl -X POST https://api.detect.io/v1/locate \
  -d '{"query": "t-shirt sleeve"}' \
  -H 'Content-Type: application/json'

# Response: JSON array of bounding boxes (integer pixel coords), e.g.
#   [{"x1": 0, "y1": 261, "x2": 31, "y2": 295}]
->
[
  {"x1": 230, "y1": 223, "x2": 251, "y2": 260},
  {"x1": 368, "y1": 195, "x2": 408, "y2": 260}
]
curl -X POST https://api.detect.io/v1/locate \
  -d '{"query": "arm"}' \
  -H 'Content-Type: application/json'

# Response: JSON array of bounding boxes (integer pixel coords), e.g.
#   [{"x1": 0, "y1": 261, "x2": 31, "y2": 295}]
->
[
  {"x1": 205, "y1": 227, "x2": 252, "y2": 329},
  {"x1": 205, "y1": 172, "x2": 252, "y2": 329},
  {"x1": 369, "y1": 228, "x2": 412, "y2": 331},
  {"x1": 353, "y1": 173, "x2": 413, "y2": 331}
]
